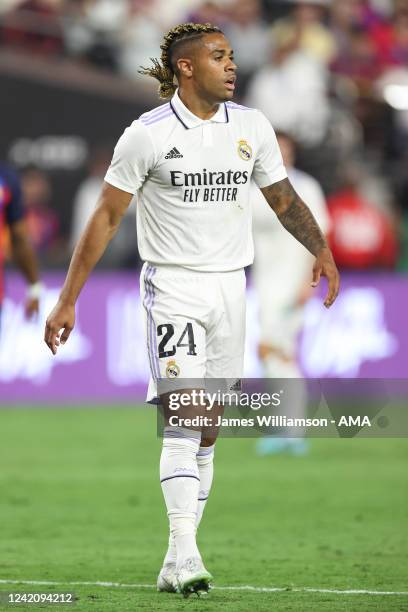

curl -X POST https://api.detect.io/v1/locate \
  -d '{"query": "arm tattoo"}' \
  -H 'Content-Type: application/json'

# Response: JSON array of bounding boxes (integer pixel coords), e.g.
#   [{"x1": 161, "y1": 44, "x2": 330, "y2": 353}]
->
[{"x1": 261, "y1": 178, "x2": 327, "y2": 257}]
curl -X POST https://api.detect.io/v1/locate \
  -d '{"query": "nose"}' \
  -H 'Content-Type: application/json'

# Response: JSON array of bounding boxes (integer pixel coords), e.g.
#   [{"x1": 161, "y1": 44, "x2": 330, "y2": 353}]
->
[{"x1": 227, "y1": 58, "x2": 237, "y2": 72}]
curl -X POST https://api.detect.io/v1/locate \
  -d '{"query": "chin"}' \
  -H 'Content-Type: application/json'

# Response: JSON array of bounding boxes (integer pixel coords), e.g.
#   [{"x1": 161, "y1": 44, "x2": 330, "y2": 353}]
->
[{"x1": 217, "y1": 89, "x2": 234, "y2": 102}]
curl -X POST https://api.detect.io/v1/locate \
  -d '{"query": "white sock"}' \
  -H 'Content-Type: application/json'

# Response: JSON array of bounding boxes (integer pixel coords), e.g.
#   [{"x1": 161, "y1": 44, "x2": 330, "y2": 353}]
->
[
  {"x1": 196, "y1": 444, "x2": 215, "y2": 529},
  {"x1": 162, "y1": 533, "x2": 177, "y2": 567},
  {"x1": 162, "y1": 442, "x2": 215, "y2": 566},
  {"x1": 160, "y1": 427, "x2": 201, "y2": 566}
]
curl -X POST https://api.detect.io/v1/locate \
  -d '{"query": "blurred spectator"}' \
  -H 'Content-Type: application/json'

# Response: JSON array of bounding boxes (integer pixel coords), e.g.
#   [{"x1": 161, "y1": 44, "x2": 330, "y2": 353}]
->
[
  {"x1": 330, "y1": 0, "x2": 366, "y2": 54},
  {"x1": 187, "y1": 0, "x2": 227, "y2": 25},
  {"x1": 329, "y1": 1, "x2": 408, "y2": 172},
  {"x1": 270, "y1": 0, "x2": 337, "y2": 66},
  {"x1": 330, "y1": 0, "x2": 408, "y2": 90},
  {"x1": 223, "y1": 0, "x2": 270, "y2": 94},
  {"x1": 245, "y1": 33, "x2": 331, "y2": 146},
  {"x1": 120, "y1": 1, "x2": 164, "y2": 81},
  {"x1": 327, "y1": 162, "x2": 398, "y2": 269},
  {"x1": 1, "y1": 0, "x2": 64, "y2": 56},
  {"x1": 21, "y1": 166, "x2": 61, "y2": 258},
  {"x1": 375, "y1": 2, "x2": 408, "y2": 67},
  {"x1": 0, "y1": 1, "x2": 25, "y2": 16},
  {"x1": 371, "y1": 0, "x2": 395, "y2": 17},
  {"x1": 61, "y1": 0, "x2": 96, "y2": 61},
  {"x1": 153, "y1": 0, "x2": 203, "y2": 27},
  {"x1": 331, "y1": 24, "x2": 384, "y2": 92},
  {"x1": 62, "y1": 0, "x2": 129, "y2": 71}
]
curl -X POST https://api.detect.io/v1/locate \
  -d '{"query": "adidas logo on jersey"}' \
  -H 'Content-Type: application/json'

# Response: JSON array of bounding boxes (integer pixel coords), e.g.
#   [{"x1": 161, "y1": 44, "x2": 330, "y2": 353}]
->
[{"x1": 165, "y1": 147, "x2": 183, "y2": 159}]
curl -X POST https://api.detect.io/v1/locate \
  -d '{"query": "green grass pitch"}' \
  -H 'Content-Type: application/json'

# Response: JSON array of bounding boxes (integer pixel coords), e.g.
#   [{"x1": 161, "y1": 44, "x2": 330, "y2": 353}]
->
[{"x1": 0, "y1": 407, "x2": 407, "y2": 611}]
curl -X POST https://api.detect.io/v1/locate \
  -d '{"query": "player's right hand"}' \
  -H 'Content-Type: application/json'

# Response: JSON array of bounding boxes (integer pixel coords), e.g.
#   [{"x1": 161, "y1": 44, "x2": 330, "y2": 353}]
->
[{"x1": 44, "y1": 301, "x2": 75, "y2": 355}]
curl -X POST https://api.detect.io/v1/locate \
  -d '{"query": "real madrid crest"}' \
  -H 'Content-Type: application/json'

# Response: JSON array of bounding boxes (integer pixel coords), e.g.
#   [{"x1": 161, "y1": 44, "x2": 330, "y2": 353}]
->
[
  {"x1": 166, "y1": 359, "x2": 180, "y2": 379},
  {"x1": 237, "y1": 139, "x2": 252, "y2": 161}
]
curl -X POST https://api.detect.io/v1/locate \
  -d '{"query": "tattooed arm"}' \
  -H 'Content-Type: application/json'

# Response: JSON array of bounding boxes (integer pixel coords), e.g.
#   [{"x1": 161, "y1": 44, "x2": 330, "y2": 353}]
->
[
  {"x1": 261, "y1": 178, "x2": 340, "y2": 307},
  {"x1": 261, "y1": 178, "x2": 327, "y2": 255}
]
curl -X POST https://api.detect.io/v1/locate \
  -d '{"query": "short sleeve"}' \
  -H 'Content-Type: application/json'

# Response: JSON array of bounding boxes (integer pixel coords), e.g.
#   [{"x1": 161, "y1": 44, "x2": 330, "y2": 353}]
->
[
  {"x1": 104, "y1": 120, "x2": 156, "y2": 194},
  {"x1": 2, "y1": 165, "x2": 24, "y2": 225},
  {"x1": 252, "y1": 112, "x2": 287, "y2": 189}
]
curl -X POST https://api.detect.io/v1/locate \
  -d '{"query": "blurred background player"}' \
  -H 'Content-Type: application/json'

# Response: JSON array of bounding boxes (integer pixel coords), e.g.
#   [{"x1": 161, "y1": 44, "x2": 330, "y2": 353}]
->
[
  {"x1": 0, "y1": 162, "x2": 42, "y2": 331},
  {"x1": 251, "y1": 132, "x2": 331, "y2": 456},
  {"x1": 70, "y1": 146, "x2": 138, "y2": 268},
  {"x1": 21, "y1": 165, "x2": 62, "y2": 264}
]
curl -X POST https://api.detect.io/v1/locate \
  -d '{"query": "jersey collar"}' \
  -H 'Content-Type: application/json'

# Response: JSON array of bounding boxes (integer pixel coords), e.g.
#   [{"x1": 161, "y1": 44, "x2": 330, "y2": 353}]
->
[{"x1": 170, "y1": 88, "x2": 229, "y2": 129}]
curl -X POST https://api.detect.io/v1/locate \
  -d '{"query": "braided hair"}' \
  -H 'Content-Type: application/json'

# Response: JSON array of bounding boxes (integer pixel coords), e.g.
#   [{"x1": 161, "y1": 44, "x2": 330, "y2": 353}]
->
[{"x1": 139, "y1": 23, "x2": 222, "y2": 99}]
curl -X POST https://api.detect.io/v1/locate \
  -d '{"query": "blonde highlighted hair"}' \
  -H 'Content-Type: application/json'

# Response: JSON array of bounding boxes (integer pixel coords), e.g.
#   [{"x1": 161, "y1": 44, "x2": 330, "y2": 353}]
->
[{"x1": 139, "y1": 22, "x2": 222, "y2": 99}]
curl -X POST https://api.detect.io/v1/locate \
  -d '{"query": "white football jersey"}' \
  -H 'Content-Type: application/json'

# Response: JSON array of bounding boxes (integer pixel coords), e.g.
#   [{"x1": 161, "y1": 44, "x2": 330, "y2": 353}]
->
[{"x1": 105, "y1": 89, "x2": 287, "y2": 272}]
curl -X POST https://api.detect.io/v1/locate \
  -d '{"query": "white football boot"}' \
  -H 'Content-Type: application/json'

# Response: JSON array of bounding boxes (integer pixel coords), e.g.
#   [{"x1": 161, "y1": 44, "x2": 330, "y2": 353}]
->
[
  {"x1": 176, "y1": 557, "x2": 213, "y2": 598},
  {"x1": 157, "y1": 562, "x2": 178, "y2": 593}
]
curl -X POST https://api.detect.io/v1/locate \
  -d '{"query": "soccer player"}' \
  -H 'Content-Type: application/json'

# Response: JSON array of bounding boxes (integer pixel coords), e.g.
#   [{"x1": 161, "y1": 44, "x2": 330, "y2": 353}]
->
[
  {"x1": 251, "y1": 132, "x2": 331, "y2": 456},
  {"x1": 0, "y1": 162, "x2": 41, "y2": 331},
  {"x1": 44, "y1": 23, "x2": 339, "y2": 596}
]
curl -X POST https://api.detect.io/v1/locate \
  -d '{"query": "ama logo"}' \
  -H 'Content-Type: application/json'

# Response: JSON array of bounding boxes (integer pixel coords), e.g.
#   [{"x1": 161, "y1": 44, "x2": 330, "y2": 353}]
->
[{"x1": 300, "y1": 287, "x2": 398, "y2": 377}]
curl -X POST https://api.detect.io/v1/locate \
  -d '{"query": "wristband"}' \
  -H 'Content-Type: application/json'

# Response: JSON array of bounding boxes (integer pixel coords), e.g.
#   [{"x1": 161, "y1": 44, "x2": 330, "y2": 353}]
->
[{"x1": 27, "y1": 282, "x2": 44, "y2": 300}]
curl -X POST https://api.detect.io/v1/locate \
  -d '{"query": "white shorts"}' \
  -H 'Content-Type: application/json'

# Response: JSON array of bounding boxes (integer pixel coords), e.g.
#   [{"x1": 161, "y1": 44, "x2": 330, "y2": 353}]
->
[{"x1": 140, "y1": 262, "x2": 246, "y2": 403}]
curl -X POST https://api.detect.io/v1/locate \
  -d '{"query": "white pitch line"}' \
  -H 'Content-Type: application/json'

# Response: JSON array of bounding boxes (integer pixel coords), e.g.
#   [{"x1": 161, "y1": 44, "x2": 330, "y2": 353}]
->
[{"x1": 0, "y1": 579, "x2": 407, "y2": 596}]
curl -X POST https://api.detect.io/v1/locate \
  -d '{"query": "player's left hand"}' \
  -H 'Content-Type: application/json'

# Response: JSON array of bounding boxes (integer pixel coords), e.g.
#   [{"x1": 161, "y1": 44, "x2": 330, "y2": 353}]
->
[
  {"x1": 311, "y1": 247, "x2": 340, "y2": 308},
  {"x1": 25, "y1": 297, "x2": 40, "y2": 319},
  {"x1": 44, "y1": 301, "x2": 75, "y2": 355}
]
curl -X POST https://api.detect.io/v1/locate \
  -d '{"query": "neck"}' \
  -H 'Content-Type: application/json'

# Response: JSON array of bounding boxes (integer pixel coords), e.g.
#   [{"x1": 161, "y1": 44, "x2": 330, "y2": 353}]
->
[{"x1": 178, "y1": 87, "x2": 220, "y2": 120}]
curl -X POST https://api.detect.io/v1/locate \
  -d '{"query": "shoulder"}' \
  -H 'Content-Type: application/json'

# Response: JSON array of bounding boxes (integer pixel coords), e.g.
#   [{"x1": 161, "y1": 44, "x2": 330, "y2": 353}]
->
[
  {"x1": 119, "y1": 103, "x2": 174, "y2": 140},
  {"x1": 226, "y1": 102, "x2": 272, "y2": 135},
  {"x1": 225, "y1": 101, "x2": 259, "y2": 116},
  {"x1": 120, "y1": 103, "x2": 176, "y2": 152},
  {"x1": 138, "y1": 102, "x2": 173, "y2": 127},
  {"x1": 113, "y1": 117, "x2": 156, "y2": 157},
  {"x1": 226, "y1": 103, "x2": 273, "y2": 126}
]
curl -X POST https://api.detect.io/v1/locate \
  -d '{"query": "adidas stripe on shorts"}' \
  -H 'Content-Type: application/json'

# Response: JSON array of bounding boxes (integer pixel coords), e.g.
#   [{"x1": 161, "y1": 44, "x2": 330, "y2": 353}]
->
[{"x1": 140, "y1": 262, "x2": 246, "y2": 403}]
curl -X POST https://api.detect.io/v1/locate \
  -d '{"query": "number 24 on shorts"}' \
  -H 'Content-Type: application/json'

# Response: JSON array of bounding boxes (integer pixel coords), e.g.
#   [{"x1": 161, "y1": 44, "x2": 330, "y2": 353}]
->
[{"x1": 157, "y1": 322, "x2": 197, "y2": 358}]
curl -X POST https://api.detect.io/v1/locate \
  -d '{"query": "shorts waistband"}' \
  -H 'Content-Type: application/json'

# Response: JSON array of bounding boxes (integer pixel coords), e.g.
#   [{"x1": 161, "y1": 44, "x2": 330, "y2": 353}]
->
[{"x1": 142, "y1": 262, "x2": 245, "y2": 278}]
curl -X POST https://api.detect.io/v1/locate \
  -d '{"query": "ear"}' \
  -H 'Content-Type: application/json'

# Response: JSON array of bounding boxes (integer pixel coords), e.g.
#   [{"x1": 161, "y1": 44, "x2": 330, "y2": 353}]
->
[{"x1": 176, "y1": 57, "x2": 193, "y2": 79}]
